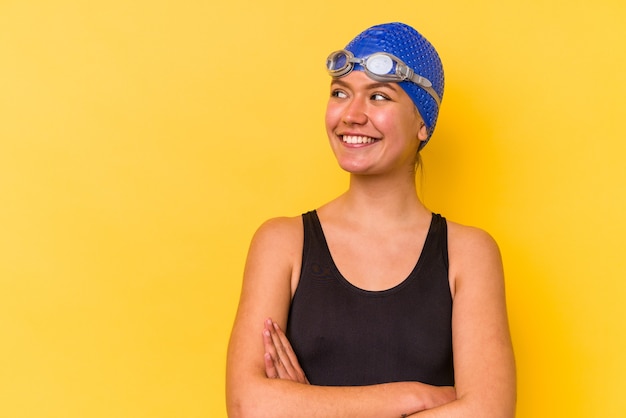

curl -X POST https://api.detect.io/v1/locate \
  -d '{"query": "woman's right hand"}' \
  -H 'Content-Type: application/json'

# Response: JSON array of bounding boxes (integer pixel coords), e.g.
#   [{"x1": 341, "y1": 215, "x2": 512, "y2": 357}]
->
[{"x1": 263, "y1": 318, "x2": 309, "y2": 384}]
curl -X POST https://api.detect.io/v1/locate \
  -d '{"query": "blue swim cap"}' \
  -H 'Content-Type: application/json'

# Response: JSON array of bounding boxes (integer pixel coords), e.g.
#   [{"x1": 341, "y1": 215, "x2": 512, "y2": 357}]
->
[{"x1": 344, "y1": 22, "x2": 444, "y2": 148}]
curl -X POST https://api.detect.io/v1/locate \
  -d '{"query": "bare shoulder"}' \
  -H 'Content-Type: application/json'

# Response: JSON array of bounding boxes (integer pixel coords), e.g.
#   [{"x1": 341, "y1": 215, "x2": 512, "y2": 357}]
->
[
  {"x1": 245, "y1": 215, "x2": 304, "y2": 292},
  {"x1": 235, "y1": 214, "x2": 305, "y2": 328},
  {"x1": 250, "y1": 215, "x2": 304, "y2": 255},
  {"x1": 445, "y1": 220, "x2": 504, "y2": 295},
  {"x1": 446, "y1": 220, "x2": 501, "y2": 258}
]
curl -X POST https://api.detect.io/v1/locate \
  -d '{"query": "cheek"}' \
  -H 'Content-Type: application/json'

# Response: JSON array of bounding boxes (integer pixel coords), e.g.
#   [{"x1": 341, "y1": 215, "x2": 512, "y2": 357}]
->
[
  {"x1": 325, "y1": 104, "x2": 341, "y2": 133},
  {"x1": 367, "y1": 112, "x2": 396, "y2": 135},
  {"x1": 401, "y1": 108, "x2": 423, "y2": 138}
]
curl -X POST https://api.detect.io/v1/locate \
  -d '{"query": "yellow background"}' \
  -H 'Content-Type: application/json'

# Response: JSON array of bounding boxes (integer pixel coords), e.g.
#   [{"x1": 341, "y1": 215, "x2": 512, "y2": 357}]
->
[{"x1": 1, "y1": 1, "x2": 624, "y2": 417}]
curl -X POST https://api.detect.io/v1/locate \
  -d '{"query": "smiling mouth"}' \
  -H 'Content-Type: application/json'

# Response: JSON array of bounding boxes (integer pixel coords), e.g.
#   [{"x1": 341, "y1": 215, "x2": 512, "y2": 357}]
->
[{"x1": 341, "y1": 135, "x2": 378, "y2": 144}]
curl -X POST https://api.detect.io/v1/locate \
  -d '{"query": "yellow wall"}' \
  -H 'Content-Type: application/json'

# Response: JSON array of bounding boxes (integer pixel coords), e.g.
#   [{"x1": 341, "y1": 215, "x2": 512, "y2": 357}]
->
[{"x1": 1, "y1": 1, "x2": 624, "y2": 417}]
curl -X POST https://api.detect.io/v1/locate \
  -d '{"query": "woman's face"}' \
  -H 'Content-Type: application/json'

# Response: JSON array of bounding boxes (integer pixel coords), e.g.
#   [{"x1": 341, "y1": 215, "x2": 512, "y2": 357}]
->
[{"x1": 325, "y1": 71, "x2": 428, "y2": 176}]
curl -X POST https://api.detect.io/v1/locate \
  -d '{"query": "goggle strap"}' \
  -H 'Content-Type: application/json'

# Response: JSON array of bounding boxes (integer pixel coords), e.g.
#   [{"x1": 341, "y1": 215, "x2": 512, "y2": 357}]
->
[
  {"x1": 399, "y1": 69, "x2": 442, "y2": 107},
  {"x1": 421, "y1": 85, "x2": 441, "y2": 107},
  {"x1": 402, "y1": 67, "x2": 441, "y2": 106}
]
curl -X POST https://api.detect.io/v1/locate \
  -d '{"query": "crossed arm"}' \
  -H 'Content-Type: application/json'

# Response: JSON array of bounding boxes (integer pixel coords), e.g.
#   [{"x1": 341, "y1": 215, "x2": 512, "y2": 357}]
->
[
  {"x1": 262, "y1": 318, "x2": 455, "y2": 417},
  {"x1": 229, "y1": 317, "x2": 454, "y2": 418},
  {"x1": 225, "y1": 218, "x2": 516, "y2": 418}
]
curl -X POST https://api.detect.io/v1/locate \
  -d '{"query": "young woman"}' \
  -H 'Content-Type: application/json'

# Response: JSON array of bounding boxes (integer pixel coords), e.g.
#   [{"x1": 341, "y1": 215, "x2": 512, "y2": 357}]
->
[{"x1": 226, "y1": 22, "x2": 516, "y2": 417}]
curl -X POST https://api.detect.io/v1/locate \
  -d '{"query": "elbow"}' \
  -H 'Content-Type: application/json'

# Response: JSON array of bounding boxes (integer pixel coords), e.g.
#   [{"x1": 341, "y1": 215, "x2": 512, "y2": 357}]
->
[
  {"x1": 225, "y1": 396, "x2": 243, "y2": 418},
  {"x1": 226, "y1": 398, "x2": 258, "y2": 418},
  {"x1": 453, "y1": 390, "x2": 516, "y2": 418},
  {"x1": 226, "y1": 386, "x2": 269, "y2": 418},
  {"x1": 226, "y1": 368, "x2": 265, "y2": 418},
  {"x1": 227, "y1": 370, "x2": 295, "y2": 418},
  {"x1": 226, "y1": 403, "x2": 249, "y2": 418},
  {"x1": 227, "y1": 402, "x2": 273, "y2": 418}
]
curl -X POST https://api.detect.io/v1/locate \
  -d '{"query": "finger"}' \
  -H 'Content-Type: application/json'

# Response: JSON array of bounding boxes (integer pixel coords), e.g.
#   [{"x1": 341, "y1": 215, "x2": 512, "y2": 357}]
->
[
  {"x1": 267, "y1": 320, "x2": 299, "y2": 380},
  {"x1": 264, "y1": 318, "x2": 309, "y2": 384},
  {"x1": 272, "y1": 321, "x2": 308, "y2": 383},
  {"x1": 264, "y1": 352, "x2": 278, "y2": 379},
  {"x1": 263, "y1": 325, "x2": 287, "y2": 378},
  {"x1": 264, "y1": 319, "x2": 291, "y2": 379},
  {"x1": 264, "y1": 319, "x2": 294, "y2": 380},
  {"x1": 262, "y1": 327, "x2": 278, "y2": 378}
]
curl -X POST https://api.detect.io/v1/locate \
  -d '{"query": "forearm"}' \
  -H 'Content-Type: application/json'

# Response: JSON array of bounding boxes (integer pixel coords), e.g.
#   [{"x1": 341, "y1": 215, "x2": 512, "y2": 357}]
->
[
  {"x1": 230, "y1": 319, "x2": 454, "y2": 417},
  {"x1": 227, "y1": 377, "x2": 441, "y2": 418},
  {"x1": 411, "y1": 361, "x2": 516, "y2": 418},
  {"x1": 411, "y1": 390, "x2": 516, "y2": 418}
]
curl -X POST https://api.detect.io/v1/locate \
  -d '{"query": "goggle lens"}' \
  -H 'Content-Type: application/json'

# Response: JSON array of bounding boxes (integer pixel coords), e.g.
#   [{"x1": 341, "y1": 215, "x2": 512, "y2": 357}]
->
[
  {"x1": 365, "y1": 54, "x2": 394, "y2": 76},
  {"x1": 326, "y1": 51, "x2": 350, "y2": 76}
]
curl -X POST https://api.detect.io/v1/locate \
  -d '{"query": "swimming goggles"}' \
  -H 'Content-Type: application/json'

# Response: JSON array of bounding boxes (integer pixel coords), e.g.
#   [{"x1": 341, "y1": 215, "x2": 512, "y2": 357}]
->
[{"x1": 326, "y1": 49, "x2": 441, "y2": 107}]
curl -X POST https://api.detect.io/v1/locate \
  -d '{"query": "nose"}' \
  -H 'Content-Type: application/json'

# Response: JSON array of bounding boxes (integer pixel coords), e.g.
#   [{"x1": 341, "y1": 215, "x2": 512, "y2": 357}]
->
[{"x1": 342, "y1": 96, "x2": 368, "y2": 125}]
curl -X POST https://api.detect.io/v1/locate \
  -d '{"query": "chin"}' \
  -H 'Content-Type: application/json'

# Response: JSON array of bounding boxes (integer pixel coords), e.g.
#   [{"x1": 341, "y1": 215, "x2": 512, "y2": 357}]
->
[{"x1": 337, "y1": 161, "x2": 374, "y2": 175}]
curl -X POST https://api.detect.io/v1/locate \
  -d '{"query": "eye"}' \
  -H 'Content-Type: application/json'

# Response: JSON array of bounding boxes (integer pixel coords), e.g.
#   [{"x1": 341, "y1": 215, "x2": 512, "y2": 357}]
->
[
  {"x1": 371, "y1": 92, "x2": 390, "y2": 101},
  {"x1": 331, "y1": 89, "x2": 348, "y2": 99}
]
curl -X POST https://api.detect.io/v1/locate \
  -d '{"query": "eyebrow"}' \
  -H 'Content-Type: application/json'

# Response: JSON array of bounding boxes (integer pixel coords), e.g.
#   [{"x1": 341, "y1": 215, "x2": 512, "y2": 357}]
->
[{"x1": 330, "y1": 78, "x2": 400, "y2": 92}]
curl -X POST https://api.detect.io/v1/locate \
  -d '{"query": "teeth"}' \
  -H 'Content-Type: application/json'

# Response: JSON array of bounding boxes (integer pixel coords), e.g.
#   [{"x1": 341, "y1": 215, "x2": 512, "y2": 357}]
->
[{"x1": 342, "y1": 135, "x2": 376, "y2": 144}]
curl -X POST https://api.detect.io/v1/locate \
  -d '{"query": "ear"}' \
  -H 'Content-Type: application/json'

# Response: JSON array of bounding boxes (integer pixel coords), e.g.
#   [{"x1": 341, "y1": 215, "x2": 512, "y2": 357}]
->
[{"x1": 417, "y1": 122, "x2": 428, "y2": 142}]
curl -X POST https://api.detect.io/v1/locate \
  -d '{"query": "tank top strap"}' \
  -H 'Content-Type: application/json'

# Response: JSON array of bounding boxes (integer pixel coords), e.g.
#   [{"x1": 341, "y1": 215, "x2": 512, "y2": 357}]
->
[
  {"x1": 300, "y1": 210, "x2": 328, "y2": 275},
  {"x1": 426, "y1": 213, "x2": 449, "y2": 271}
]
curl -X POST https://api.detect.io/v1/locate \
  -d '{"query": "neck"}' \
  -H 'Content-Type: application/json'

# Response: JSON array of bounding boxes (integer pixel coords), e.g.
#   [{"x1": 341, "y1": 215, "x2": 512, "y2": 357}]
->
[{"x1": 328, "y1": 170, "x2": 430, "y2": 227}]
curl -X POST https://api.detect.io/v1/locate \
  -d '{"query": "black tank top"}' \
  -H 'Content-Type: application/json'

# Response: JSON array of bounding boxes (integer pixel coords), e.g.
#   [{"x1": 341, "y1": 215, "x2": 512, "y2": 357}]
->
[{"x1": 286, "y1": 210, "x2": 454, "y2": 387}]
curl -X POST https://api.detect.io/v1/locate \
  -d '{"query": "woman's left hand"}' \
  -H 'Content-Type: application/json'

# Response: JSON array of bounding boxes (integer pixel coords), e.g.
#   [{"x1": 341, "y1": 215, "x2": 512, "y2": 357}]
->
[{"x1": 263, "y1": 318, "x2": 309, "y2": 384}]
